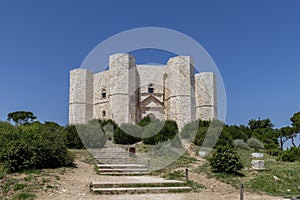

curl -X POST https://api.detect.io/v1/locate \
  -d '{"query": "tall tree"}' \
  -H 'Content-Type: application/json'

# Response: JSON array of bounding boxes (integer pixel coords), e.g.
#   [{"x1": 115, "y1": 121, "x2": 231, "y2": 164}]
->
[
  {"x1": 7, "y1": 111, "x2": 37, "y2": 125},
  {"x1": 277, "y1": 111, "x2": 300, "y2": 148},
  {"x1": 248, "y1": 118, "x2": 274, "y2": 131}
]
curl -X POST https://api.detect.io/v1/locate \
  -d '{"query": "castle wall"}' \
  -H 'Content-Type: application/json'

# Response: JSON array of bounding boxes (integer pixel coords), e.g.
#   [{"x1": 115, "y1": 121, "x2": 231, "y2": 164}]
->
[
  {"x1": 69, "y1": 68, "x2": 93, "y2": 124},
  {"x1": 137, "y1": 65, "x2": 165, "y2": 120},
  {"x1": 93, "y1": 70, "x2": 110, "y2": 119},
  {"x1": 165, "y1": 56, "x2": 195, "y2": 130},
  {"x1": 195, "y1": 72, "x2": 217, "y2": 121},
  {"x1": 108, "y1": 53, "x2": 138, "y2": 124}
]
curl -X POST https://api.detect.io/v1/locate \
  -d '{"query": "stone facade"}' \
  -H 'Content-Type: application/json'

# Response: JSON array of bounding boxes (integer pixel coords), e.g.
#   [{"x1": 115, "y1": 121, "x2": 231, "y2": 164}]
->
[{"x1": 69, "y1": 53, "x2": 217, "y2": 130}]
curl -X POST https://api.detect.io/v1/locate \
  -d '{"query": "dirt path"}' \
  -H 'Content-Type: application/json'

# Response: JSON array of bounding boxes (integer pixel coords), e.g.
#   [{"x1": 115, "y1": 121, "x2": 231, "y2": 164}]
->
[{"x1": 35, "y1": 150, "x2": 283, "y2": 200}]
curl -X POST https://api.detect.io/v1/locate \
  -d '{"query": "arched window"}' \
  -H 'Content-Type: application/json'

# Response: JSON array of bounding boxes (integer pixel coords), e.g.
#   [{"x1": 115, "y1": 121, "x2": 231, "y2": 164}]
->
[
  {"x1": 148, "y1": 83, "x2": 154, "y2": 93},
  {"x1": 102, "y1": 89, "x2": 106, "y2": 98},
  {"x1": 102, "y1": 110, "x2": 106, "y2": 118}
]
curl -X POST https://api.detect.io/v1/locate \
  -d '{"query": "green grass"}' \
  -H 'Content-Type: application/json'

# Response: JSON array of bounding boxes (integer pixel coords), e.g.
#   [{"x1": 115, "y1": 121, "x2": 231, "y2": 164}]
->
[
  {"x1": 162, "y1": 170, "x2": 185, "y2": 180},
  {"x1": 12, "y1": 192, "x2": 35, "y2": 200},
  {"x1": 14, "y1": 183, "x2": 28, "y2": 191},
  {"x1": 196, "y1": 148, "x2": 300, "y2": 197}
]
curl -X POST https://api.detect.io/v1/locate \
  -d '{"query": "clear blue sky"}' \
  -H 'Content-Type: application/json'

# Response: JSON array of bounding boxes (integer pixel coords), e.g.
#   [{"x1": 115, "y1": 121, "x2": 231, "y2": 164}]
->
[{"x1": 0, "y1": 0, "x2": 299, "y2": 128}]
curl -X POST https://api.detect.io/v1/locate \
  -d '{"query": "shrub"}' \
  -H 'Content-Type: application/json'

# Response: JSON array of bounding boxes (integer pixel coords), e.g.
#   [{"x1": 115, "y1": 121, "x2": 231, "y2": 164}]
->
[
  {"x1": 233, "y1": 139, "x2": 249, "y2": 149},
  {"x1": 192, "y1": 120, "x2": 230, "y2": 148},
  {"x1": 181, "y1": 120, "x2": 199, "y2": 141},
  {"x1": 209, "y1": 145, "x2": 243, "y2": 174},
  {"x1": 76, "y1": 120, "x2": 107, "y2": 149},
  {"x1": 113, "y1": 124, "x2": 141, "y2": 145},
  {"x1": 142, "y1": 120, "x2": 178, "y2": 145},
  {"x1": 247, "y1": 137, "x2": 264, "y2": 149},
  {"x1": 0, "y1": 123, "x2": 74, "y2": 172},
  {"x1": 65, "y1": 125, "x2": 84, "y2": 149},
  {"x1": 278, "y1": 146, "x2": 300, "y2": 162}
]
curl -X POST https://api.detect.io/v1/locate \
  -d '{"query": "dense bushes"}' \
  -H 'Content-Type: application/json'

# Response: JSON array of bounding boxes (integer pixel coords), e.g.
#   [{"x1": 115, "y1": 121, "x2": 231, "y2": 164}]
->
[
  {"x1": 247, "y1": 137, "x2": 264, "y2": 149},
  {"x1": 142, "y1": 120, "x2": 178, "y2": 145},
  {"x1": 233, "y1": 139, "x2": 249, "y2": 149},
  {"x1": 278, "y1": 147, "x2": 300, "y2": 162},
  {"x1": 0, "y1": 123, "x2": 74, "y2": 172},
  {"x1": 65, "y1": 125, "x2": 84, "y2": 149},
  {"x1": 113, "y1": 124, "x2": 142, "y2": 145},
  {"x1": 75, "y1": 119, "x2": 108, "y2": 149},
  {"x1": 113, "y1": 119, "x2": 179, "y2": 145},
  {"x1": 209, "y1": 146, "x2": 243, "y2": 173}
]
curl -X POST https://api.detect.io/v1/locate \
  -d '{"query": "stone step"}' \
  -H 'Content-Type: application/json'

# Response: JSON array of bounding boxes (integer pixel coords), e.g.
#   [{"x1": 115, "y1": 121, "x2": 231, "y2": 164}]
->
[
  {"x1": 97, "y1": 171, "x2": 150, "y2": 175},
  {"x1": 91, "y1": 186, "x2": 192, "y2": 194},
  {"x1": 97, "y1": 164, "x2": 147, "y2": 168},
  {"x1": 91, "y1": 180, "x2": 186, "y2": 188},
  {"x1": 98, "y1": 168, "x2": 148, "y2": 172}
]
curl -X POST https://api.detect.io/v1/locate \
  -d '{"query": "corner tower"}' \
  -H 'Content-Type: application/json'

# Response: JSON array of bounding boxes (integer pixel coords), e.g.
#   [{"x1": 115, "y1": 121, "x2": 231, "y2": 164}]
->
[
  {"x1": 165, "y1": 56, "x2": 196, "y2": 130},
  {"x1": 195, "y1": 72, "x2": 217, "y2": 120},
  {"x1": 108, "y1": 53, "x2": 139, "y2": 124},
  {"x1": 69, "y1": 68, "x2": 93, "y2": 124}
]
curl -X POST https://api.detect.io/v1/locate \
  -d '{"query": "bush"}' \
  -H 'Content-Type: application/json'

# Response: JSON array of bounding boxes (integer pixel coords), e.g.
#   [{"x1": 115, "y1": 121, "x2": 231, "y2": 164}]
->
[
  {"x1": 181, "y1": 120, "x2": 199, "y2": 141},
  {"x1": 209, "y1": 146, "x2": 243, "y2": 174},
  {"x1": 278, "y1": 146, "x2": 300, "y2": 162},
  {"x1": 233, "y1": 139, "x2": 249, "y2": 149},
  {"x1": 0, "y1": 123, "x2": 74, "y2": 172},
  {"x1": 113, "y1": 124, "x2": 141, "y2": 145},
  {"x1": 65, "y1": 125, "x2": 84, "y2": 149},
  {"x1": 247, "y1": 137, "x2": 264, "y2": 149},
  {"x1": 142, "y1": 120, "x2": 178, "y2": 145},
  {"x1": 76, "y1": 120, "x2": 108, "y2": 149}
]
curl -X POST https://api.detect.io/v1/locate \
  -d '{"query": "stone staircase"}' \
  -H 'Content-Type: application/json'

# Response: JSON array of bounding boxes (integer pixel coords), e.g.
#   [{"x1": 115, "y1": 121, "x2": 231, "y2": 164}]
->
[
  {"x1": 90, "y1": 146, "x2": 192, "y2": 194},
  {"x1": 90, "y1": 177, "x2": 192, "y2": 194},
  {"x1": 91, "y1": 146, "x2": 150, "y2": 175}
]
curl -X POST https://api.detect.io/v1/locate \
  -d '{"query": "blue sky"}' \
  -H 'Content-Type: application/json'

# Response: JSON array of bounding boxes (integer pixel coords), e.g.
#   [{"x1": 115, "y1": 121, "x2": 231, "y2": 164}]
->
[{"x1": 0, "y1": 0, "x2": 299, "y2": 129}]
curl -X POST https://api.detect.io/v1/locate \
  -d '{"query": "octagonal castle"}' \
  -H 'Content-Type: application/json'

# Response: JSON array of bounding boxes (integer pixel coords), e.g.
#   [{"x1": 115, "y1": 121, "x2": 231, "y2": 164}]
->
[{"x1": 69, "y1": 53, "x2": 217, "y2": 130}]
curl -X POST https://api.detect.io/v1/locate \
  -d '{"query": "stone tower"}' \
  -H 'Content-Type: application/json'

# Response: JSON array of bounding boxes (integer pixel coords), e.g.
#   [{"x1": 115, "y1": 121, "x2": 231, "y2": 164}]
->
[
  {"x1": 108, "y1": 53, "x2": 139, "y2": 124},
  {"x1": 69, "y1": 68, "x2": 93, "y2": 124},
  {"x1": 195, "y1": 72, "x2": 217, "y2": 120},
  {"x1": 165, "y1": 56, "x2": 196, "y2": 130}
]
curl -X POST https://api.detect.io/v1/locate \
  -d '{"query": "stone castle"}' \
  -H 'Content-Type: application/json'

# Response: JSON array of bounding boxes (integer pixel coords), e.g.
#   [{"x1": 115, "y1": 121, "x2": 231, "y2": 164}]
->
[{"x1": 69, "y1": 53, "x2": 217, "y2": 130}]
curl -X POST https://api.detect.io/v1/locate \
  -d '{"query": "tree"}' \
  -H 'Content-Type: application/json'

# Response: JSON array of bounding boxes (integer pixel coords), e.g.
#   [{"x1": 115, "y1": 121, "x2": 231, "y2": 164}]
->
[
  {"x1": 278, "y1": 126, "x2": 294, "y2": 149},
  {"x1": 291, "y1": 111, "x2": 300, "y2": 130},
  {"x1": 248, "y1": 118, "x2": 274, "y2": 131},
  {"x1": 7, "y1": 111, "x2": 37, "y2": 125},
  {"x1": 277, "y1": 112, "x2": 300, "y2": 148}
]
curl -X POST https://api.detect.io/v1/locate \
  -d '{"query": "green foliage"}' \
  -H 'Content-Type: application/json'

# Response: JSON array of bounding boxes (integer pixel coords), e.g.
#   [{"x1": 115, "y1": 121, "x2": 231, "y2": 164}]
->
[
  {"x1": 0, "y1": 121, "x2": 14, "y2": 133},
  {"x1": 191, "y1": 120, "x2": 209, "y2": 146},
  {"x1": 65, "y1": 125, "x2": 84, "y2": 149},
  {"x1": 233, "y1": 139, "x2": 249, "y2": 149},
  {"x1": 209, "y1": 146, "x2": 243, "y2": 174},
  {"x1": 162, "y1": 170, "x2": 185, "y2": 180},
  {"x1": 76, "y1": 119, "x2": 107, "y2": 149},
  {"x1": 12, "y1": 191, "x2": 35, "y2": 200},
  {"x1": 247, "y1": 137, "x2": 264, "y2": 149},
  {"x1": 248, "y1": 118, "x2": 274, "y2": 131},
  {"x1": 142, "y1": 120, "x2": 178, "y2": 145},
  {"x1": 113, "y1": 123, "x2": 141, "y2": 145},
  {"x1": 278, "y1": 146, "x2": 300, "y2": 162},
  {"x1": 137, "y1": 116, "x2": 152, "y2": 127},
  {"x1": 223, "y1": 125, "x2": 252, "y2": 141},
  {"x1": 0, "y1": 122, "x2": 74, "y2": 172},
  {"x1": 290, "y1": 111, "x2": 300, "y2": 129},
  {"x1": 180, "y1": 120, "x2": 199, "y2": 141},
  {"x1": 7, "y1": 111, "x2": 37, "y2": 125}
]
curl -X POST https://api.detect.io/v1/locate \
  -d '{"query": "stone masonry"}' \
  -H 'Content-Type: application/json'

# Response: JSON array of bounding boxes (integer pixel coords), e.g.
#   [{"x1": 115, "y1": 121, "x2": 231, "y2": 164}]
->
[{"x1": 69, "y1": 53, "x2": 217, "y2": 130}]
